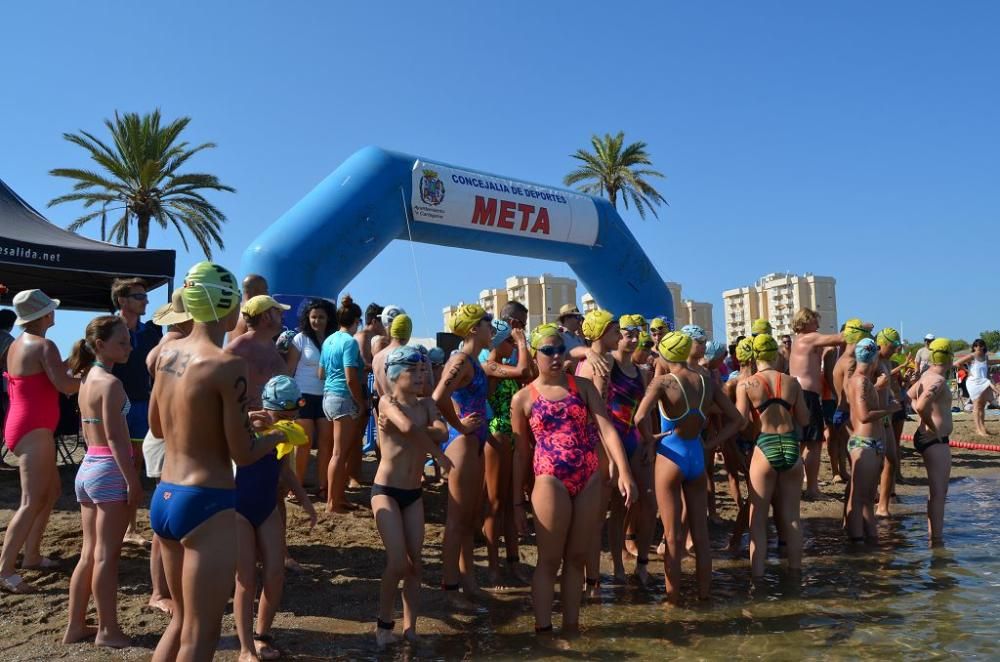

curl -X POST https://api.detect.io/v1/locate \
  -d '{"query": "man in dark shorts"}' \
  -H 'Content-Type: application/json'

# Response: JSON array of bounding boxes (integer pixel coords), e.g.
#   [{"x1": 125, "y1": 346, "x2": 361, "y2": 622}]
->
[
  {"x1": 788, "y1": 308, "x2": 846, "y2": 500},
  {"x1": 111, "y1": 277, "x2": 162, "y2": 545}
]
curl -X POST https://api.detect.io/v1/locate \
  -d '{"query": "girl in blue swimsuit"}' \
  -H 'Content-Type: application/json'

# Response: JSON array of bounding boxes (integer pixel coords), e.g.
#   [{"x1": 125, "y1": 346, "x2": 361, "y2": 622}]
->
[
  {"x1": 636, "y1": 332, "x2": 743, "y2": 603},
  {"x1": 432, "y1": 304, "x2": 493, "y2": 600}
]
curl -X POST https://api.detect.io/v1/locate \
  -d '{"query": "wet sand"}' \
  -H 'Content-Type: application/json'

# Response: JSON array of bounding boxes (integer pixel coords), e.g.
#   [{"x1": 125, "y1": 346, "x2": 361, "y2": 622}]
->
[{"x1": 1, "y1": 415, "x2": 998, "y2": 661}]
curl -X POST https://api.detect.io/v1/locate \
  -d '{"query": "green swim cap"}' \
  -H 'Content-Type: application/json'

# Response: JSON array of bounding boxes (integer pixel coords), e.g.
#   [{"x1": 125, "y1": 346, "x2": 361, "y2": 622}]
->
[
  {"x1": 529, "y1": 323, "x2": 561, "y2": 353},
  {"x1": 752, "y1": 334, "x2": 779, "y2": 362},
  {"x1": 751, "y1": 319, "x2": 772, "y2": 336},
  {"x1": 449, "y1": 304, "x2": 487, "y2": 337},
  {"x1": 390, "y1": 314, "x2": 413, "y2": 341},
  {"x1": 582, "y1": 309, "x2": 615, "y2": 341},
  {"x1": 929, "y1": 338, "x2": 954, "y2": 365},
  {"x1": 736, "y1": 336, "x2": 755, "y2": 363},
  {"x1": 876, "y1": 327, "x2": 901, "y2": 348},
  {"x1": 182, "y1": 262, "x2": 241, "y2": 323},
  {"x1": 842, "y1": 318, "x2": 872, "y2": 344},
  {"x1": 658, "y1": 331, "x2": 692, "y2": 363}
]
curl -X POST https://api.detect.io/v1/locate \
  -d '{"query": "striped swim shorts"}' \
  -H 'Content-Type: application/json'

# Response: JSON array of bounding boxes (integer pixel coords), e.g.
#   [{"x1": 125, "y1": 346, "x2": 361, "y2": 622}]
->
[{"x1": 74, "y1": 453, "x2": 128, "y2": 504}]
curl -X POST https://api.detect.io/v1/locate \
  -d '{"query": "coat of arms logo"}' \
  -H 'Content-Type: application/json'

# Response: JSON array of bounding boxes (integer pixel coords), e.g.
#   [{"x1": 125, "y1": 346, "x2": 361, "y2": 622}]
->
[{"x1": 419, "y1": 169, "x2": 445, "y2": 206}]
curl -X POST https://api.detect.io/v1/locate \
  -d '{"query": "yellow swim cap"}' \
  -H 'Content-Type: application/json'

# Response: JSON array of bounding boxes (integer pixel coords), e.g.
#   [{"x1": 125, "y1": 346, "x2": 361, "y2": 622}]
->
[
  {"x1": 390, "y1": 313, "x2": 413, "y2": 341},
  {"x1": 752, "y1": 333, "x2": 779, "y2": 362},
  {"x1": 619, "y1": 314, "x2": 647, "y2": 330},
  {"x1": 876, "y1": 327, "x2": 901, "y2": 348},
  {"x1": 650, "y1": 317, "x2": 670, "y2": 331},
  {"x1": 929, "y1": 338, "x2": 953, "y2": 365},
  {"x1": 751, "y1": 319, "x2": 772, "y2": 336},
  {"x1": 182, "y1": 262, "x2": 241, "y2": 323},
  {"x1": 448, "y1": 304, "x2": 487, "y2": 337},
  {"x1": 529, "y1": 323, "x2": 561, "y2": 353},
  {"x1": 637, "y1": 330, "x2": 653, "y2": 349},
  {"x1": 271, "y1": 420, "x2": 309, "y2": 460},
  {"x1": 736, "y1": 336, "x2": 755, "y2": 363},
  {"x1": 842, "y1": 318, "x2": 871, "y2": 344},
  {"x1": 582, "y1": 309, "x2": 616, "y2": 341},
  {"x1": 658, "y1": 331, "x2": 692, "y2": 363}
]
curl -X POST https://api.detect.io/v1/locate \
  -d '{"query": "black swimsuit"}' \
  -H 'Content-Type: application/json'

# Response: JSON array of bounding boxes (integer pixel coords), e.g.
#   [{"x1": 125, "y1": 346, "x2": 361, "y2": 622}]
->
[
  {"x1": 371, "y1": 483, "x2": 423, "y2": 511},
  {"x1": 913, "y1": 430, "x2": 949, "y2": 454}
]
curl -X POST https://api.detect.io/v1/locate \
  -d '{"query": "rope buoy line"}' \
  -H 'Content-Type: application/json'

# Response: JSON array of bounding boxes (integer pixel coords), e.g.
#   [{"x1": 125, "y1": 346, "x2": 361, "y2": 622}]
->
[{"x1": 900, "y1": 434, "x2": 1000, "y2": 452}]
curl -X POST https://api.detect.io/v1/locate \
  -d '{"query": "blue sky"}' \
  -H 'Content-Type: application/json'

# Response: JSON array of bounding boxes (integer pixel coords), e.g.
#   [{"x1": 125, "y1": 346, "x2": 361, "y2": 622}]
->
[{"x1": 2, "y1": 1, "x2": 997, "y2": 352}]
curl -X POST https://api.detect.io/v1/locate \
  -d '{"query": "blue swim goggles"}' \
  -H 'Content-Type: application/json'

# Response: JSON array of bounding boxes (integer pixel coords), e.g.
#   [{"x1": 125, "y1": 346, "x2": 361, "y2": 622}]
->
[{"x1": 385, "y1": 346, "x2": 428, "y2": 372}]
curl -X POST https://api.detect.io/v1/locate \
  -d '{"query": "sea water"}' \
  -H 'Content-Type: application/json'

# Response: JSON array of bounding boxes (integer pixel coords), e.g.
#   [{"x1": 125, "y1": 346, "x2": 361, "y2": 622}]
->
[{"x1": 411, "y1": 476, "x2": 1000, "y2": 660}]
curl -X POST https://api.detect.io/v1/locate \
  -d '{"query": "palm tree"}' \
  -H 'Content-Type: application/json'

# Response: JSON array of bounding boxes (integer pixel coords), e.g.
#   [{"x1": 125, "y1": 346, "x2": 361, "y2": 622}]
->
[
  {"x1": 49, "y1": 109, "x2": 235, "y2": 258},
  {"x1": 564, "y1": 131, "x2": 667, "y2": 220}
]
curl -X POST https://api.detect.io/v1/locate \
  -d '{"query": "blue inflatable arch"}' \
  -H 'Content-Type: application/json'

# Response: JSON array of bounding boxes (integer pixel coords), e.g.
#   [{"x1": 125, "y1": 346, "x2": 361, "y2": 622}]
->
[{"x1": 241, "y1": 146, "x2": 673, "y2": 325}]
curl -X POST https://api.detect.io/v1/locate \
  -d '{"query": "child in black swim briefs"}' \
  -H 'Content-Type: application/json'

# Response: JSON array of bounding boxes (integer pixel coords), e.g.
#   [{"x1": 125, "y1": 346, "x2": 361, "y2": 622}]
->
[{"x1": 372, "y1": 345, "x2": 453, "y2": 648}]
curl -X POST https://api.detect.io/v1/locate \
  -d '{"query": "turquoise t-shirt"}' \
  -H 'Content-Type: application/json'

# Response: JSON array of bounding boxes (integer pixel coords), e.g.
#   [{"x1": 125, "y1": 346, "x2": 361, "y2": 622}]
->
[{"x1": 320, "y1": 330, "x2": 363, "y2": 397}]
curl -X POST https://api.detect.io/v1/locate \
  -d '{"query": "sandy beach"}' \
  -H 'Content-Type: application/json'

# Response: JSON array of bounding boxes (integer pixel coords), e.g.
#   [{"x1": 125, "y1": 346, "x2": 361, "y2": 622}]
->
[{"x1": 2, "y1": 414, "x2": 998, "y2": 661}]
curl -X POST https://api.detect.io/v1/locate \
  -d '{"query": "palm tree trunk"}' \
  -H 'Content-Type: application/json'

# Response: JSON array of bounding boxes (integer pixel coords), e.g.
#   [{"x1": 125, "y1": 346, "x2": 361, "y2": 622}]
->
[
  {"x1": 607, "y1": 186, "x2": 619, "y2": 210},
  {"x1": 137, "y1": 215, "x2": 150, "y2": 248}
]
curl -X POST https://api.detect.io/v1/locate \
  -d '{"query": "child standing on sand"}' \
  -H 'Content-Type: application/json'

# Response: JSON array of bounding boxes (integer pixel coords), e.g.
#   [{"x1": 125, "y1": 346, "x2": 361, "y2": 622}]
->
[{"x1": 372, "y1": 346, "x2": 452, "y2": 648}]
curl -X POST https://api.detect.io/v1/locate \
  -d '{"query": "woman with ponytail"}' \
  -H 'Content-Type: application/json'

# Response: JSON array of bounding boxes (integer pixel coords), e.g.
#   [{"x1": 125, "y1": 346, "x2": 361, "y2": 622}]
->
[
  {"x1": 63, "y1": 315, "x2": 142, "y2": 648},
  {"x1": 320, "y1": 295, "x2": 365, "y2": 513}
]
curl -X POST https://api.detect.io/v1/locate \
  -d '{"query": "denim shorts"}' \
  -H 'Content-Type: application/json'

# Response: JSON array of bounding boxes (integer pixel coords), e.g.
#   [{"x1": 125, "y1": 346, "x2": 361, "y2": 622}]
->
[{"x1": 323, "y1": 392, "x2": 359, "y2": 421}]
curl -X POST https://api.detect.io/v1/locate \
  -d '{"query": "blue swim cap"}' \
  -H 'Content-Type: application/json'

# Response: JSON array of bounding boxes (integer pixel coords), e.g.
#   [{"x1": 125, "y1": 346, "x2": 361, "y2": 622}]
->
[
  {"x1": 386, "y1": 344, "x2": 426, "y2": 382},
  {"x1": 428, "y1": 347, "x2": 445, "y2": 366},
  {"x1": 262, "y1": 375, "x2": 303, "y2": 411},
  {"x1": 681, "y1": 324, "x2": 707, "y2": 342},
  {"x1": 704, "y1": 339, "x2": 727, "y2": 360},
  {"x1": 854, "y1": 338, "x2": 879, "y2": 364},
  {"x1": 491, "y1": 318, "x2": 512, "y2": 349}
]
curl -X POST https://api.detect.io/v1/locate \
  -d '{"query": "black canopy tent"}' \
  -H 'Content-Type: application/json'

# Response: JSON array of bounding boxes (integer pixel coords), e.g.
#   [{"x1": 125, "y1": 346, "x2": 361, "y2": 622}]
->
[{"x1": 0, "y1": 178, "x2": 175, "y2": 310}]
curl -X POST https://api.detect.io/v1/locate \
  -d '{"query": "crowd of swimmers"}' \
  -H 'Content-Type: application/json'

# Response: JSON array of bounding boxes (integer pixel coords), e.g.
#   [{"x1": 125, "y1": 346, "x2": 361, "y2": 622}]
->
[{"x1": 0, "y1": 262, "x2": 980, "y2": 659}]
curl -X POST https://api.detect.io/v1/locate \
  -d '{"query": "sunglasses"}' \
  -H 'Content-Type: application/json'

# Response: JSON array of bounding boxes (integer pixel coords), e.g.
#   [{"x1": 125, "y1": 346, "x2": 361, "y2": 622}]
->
[
  {"x1": 536, "y1": 344, "x2": 567, "y2": 358},
  {"x1": 505, "y1": 317, "x2": 526, "y2": 329},
  {"x1": 126, "y1": 293, "x2": 148, "y2": 302}
]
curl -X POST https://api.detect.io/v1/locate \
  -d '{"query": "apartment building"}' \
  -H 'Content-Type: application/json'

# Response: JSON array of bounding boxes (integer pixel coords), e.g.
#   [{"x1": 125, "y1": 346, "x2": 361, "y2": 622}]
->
[
  {"x1": 443, "y1": 274, "x2": 578, "y2": 331},
  {"x1": 581, "y1": 281, "x2": 714, "y2": 338},
  {"x1": 722, "y1": 272, "x2": 837, "y2": 341},
  {"x1": 504, "y1": 274, "x2": 576, "y2": 329}
]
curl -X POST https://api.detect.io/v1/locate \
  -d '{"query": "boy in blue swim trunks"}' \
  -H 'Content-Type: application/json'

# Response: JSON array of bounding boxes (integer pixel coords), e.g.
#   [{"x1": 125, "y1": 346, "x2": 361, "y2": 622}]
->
[
  {"x1": 148, "y1": 262, "x2": 288, "y2": 662},
  {"x1": 234, "y1": 375, "x2": 317, "y2": 661}
]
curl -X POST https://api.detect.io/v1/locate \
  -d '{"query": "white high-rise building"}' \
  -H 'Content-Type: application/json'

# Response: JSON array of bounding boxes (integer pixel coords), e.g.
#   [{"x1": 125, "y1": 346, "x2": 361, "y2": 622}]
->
[
  {"x1": 581, "y1": 281, "x2": 713, "y2": 338},
  {"x1": 722, "y1": 272, "x2": 837, "y2": 341}
]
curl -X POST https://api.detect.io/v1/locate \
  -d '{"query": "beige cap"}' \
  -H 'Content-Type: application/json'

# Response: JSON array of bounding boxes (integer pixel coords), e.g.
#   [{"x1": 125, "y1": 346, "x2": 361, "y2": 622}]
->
[
  {"x1": 558, "y1": 303, "x2": 582, "y2": 319},
  {"x1": 152, "y1": 288, "x2": 193, "y2": 326}
]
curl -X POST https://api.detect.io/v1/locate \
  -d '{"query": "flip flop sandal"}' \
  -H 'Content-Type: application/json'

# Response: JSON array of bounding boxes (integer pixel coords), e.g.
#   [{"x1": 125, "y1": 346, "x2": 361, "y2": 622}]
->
[
  {"x1": 20, "y1": 556, "x2": 60, "y2": 571},
  {"x1": 253, "y1": 633, "x2": 281, "y2": 660},
  {"x1": 0, "y1": 574, "x2": 36, "y2": 594}
]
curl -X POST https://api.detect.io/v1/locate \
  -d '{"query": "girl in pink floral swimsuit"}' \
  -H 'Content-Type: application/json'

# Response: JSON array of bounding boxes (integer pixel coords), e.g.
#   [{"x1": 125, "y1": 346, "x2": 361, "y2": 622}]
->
[
  {"x1": 512, "y1": 323, "x2": 637, "y2": 636},
  {"x1": 527, "y1": 375, "x2": 599, "y2": 496}
]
